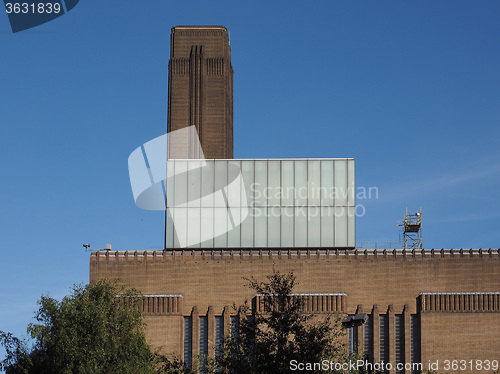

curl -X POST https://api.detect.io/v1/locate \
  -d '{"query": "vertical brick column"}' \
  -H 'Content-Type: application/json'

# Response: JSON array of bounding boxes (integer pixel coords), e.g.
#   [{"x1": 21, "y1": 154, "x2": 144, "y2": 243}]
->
[
  {"x1": 356, "y1": 305, "x2": 364, "y2": 354},
  {"x1": 178, "y1": 296, "x2": 183, "y2": 314},
  {"x1": 191, "y1": 306, "x2": 200, "y2": 359},
  {"x1": 373, "y1": 305, "x2": 380, "y2": 364},
  {"x1": 388, "y1": 305, "x2": 395, "y2": 374},
  {"x1": 207, "y1": 306, "x2": 215, "y2": 359},
  {"x1": 237, "y1": 307, "x2": 245, "y2": 336},
  {"x1": 223, "y1": 306, "x2": 230, "y2": 337}
]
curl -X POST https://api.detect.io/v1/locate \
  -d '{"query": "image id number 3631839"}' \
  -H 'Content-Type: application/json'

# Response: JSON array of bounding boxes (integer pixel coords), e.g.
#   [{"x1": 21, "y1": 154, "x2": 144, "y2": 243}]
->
[
  {"x1": 443, "y1": 360, "x2": 498, "y2": 371},
  {"x1": 5, "y1": 2, "x2": 61, "y2": 14}
]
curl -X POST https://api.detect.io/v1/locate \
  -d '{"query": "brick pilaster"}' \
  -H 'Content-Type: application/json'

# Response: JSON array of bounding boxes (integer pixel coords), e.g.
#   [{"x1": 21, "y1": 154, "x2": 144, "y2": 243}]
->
[{"x1": 207, "y1": 306, "x2": 215, "y2": 358}]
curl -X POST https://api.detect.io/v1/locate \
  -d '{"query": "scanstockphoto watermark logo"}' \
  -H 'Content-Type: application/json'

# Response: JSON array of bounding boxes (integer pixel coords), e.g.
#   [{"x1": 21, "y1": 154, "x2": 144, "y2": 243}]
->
[
  {"x1": 3, "y1": 0, "x2": 79, "y2": 33},
  {"x1": 289, "y1": 359, "x2": 422, "y2": 372},
  {"x1": 248, "y1": 183, "x2": 377, "y2": 217}
]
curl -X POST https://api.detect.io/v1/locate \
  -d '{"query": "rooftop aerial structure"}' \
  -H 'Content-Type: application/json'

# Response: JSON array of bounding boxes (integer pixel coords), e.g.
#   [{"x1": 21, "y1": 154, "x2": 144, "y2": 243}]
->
[{"x1": 398, "y1": 207, "x2": 423, "y2": 250}]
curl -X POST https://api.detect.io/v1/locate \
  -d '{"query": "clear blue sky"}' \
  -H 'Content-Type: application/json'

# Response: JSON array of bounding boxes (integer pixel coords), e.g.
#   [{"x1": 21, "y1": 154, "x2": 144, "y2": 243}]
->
[{"x1": 1, "y1": 0, "x2": 499, "y2": 356}]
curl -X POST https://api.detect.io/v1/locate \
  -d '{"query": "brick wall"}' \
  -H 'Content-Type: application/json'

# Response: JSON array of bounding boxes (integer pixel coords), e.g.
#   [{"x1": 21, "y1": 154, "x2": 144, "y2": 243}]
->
[{"x1": 90, "y1": 248, "x2": 500, "y2": 373}]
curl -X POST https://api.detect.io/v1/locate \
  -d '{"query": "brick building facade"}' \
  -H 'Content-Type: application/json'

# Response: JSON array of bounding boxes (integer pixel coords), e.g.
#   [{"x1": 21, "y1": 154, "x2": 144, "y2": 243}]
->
[
  {"x1": 90, "y1": 249, "x2": 500, "y2": 373},
  {"x1": 91, "y1": 26, "x2": 500, "y2": 373}
]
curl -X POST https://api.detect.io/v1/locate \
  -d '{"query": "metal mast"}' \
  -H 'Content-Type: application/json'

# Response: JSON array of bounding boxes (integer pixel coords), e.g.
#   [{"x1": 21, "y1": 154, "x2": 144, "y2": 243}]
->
[{"x1": 398, "y1": 207, "x2": 422, "y2": 250}]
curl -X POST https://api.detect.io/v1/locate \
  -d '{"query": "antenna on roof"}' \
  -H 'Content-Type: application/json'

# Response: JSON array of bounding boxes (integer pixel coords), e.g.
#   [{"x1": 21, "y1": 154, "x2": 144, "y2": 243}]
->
[
  {"x1": 83, "y1": 244, "x2": 112, "y2": 251},
  {"x1": 397, "y1": 207, "x2": 423, "y2": 250}
]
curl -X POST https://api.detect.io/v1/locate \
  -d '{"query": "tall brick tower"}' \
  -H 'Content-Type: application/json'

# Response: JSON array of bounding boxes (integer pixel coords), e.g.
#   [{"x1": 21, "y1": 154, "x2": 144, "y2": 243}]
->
[{"x1": 167, "y1": 26, "x2": 233, "y2": 159}]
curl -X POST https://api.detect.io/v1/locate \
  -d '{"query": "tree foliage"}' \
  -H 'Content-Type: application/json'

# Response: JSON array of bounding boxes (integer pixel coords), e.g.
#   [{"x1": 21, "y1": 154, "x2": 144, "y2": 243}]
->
[
  {"x1": 1, "y1": 280, "x2": 167, "y2": 374},
  {"x1": 1, "y1": 273, "x2": 352, "y2": 374},
  {"x1": 212, "y1": 270, "x2": 347, "y2": 374}
]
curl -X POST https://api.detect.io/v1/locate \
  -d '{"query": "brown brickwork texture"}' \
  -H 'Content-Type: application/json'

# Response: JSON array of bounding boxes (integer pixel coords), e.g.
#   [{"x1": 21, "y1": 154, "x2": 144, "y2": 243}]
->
[
  {"x1": 167, "y1": 26, "x2": 233, "y2": 159},
  {"x1": 420, "y1": 313, "x2": 500, "y2": 373},
  {"x1": 90, "y1": 249, "x2": 500, "y2": 372}
]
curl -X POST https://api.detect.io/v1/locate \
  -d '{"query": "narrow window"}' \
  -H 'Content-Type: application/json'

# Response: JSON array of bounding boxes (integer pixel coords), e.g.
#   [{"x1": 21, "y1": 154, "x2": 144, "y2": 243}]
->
[
  {"x1": 199, "y1": 316, "x2": 208, "y2": 370},
  {"x1": 363, "y1": 314, "x2": 373, "y2": 361},
  {"x1": 410, "y1": 315, "x2": 421, "y2": 374},
  {"x1": 395, "y1": 315, "x2": 404, "y2": 374},
  {"x1": 215, "y1": 316, "x2": 224, "y2": 357},
  {"x1": 379, "y1": 315, "x2": 389, "y2": 372},
  {"x1": 183, "y1": 316, "x2": 192, "y2": 368}
]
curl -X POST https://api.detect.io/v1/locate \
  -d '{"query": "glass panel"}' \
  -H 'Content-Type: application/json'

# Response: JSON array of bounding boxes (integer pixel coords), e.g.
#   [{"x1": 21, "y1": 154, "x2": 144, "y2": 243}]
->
[
  {"x1": 294, "y1": 207, "x2": 307, "y2": 247},
  {"x1": 165, "y1": 209, "x2": 175, "y2": 248},
  {"x1": 348, "y1": 206, "x2": 355, "y2": 248},
  {"x1": 281, "y1": 160, "x2": 294, "y2": 207},
  {"x1": 214, "y1": 161, "x2": 228, "y2": 208},
  {"x1": 268, "y1": 161, "x2": 281, "y2": 207},
  {"x1": 186, "y1": 208, "x2": 201, "y2": 248},
  {"x1": 254, "y1": 207, "x2": 267, "y2": 247},
  {"x1": 348, "y1": 159, "x2": 355, "y2": 206},
  {"x1": 307, "y1": 207, "x2": 320, "y2": 247},
  {"x1": 321, "y1": 160, "x2": 334, "y2": 206},
  {"x1": 173, "y1": 208, "x2": 187, "y2": 248},
  {"x1": 200, "y1": 207, "x2": 214, "y2": 248},
  {"x1": 240, "y1": 209, "x2": 254, "y2": 247},
  {"x1": 227, "y1": 206, "x2": 241, "y2": 248},
  {"x1": 200, "y1": 239, "x2": 214, "y2": 249},
  {"x1": 335, "y1": 159, "x2": 348, "y2": 206},
  {"x1": 308, "y1": 160, "x2": 321, "y2": 206},
  {"x1": 294, "y1": 161, "x2": 307, "y2": 207},
  {"x1": 267, "y1": 207, "x2": 280, "y2": 247},
  {"x1": 201, "y1": 161, "x2": 215, "y2": 207},
  {"x1": 164, "y1": 159, "x2": 355, "y2": 249},
  {"x1": 334, "y1": 206, "x2": 347, "y2": 247},
  {"x1": 320, "y1": 206, "x2": 334, "y2": 247},
  {"x1": 174, "y1": 160, "x2": 188, "y2": 207},
  {"x1": 214, "y1": 208, "x2": 228, "y2": 248},
  {"x1": 281, "y1": 207, "x2": 294, "y2": 247},
  {"x1": 166, "y1": 160, "x2": 176, "y2": 208},
  {"x1": 227, "y1": 161, "x2": 241, "y2": 207},
  {"x1": 254, "y1": 161, "x2": 267, "y2": 207},
  {"x1": 213, "y1": 190, "x2": 226, "y2": 213},
  {"x1": 241, "y1": 160, "x2": 254, "y2": 207},
  {"x1": 187, "y1": 160, "x2": 201, "y2": 207}
]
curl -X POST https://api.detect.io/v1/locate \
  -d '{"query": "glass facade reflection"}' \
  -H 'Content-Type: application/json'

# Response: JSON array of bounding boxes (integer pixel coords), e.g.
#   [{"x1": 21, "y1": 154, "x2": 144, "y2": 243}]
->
[{"x1": 165, "y1": 159, "x2": 355, "y2": 249}]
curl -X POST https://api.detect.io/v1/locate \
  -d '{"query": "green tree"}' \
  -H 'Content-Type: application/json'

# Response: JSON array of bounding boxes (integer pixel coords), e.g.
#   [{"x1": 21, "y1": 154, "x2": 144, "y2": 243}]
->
[
  {"x1": 212, "y1": 270, "x2": 347, "y2": 374},
  {"x1": 0, "y1": 280, "x2": 186, "y2": 374}
]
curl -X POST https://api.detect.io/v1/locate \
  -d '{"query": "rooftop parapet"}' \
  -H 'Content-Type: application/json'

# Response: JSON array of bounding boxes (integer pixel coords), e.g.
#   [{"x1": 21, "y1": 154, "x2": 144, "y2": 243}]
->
[{"x1": 91, "y1": 248, "x2": 500, "y2": 262}]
